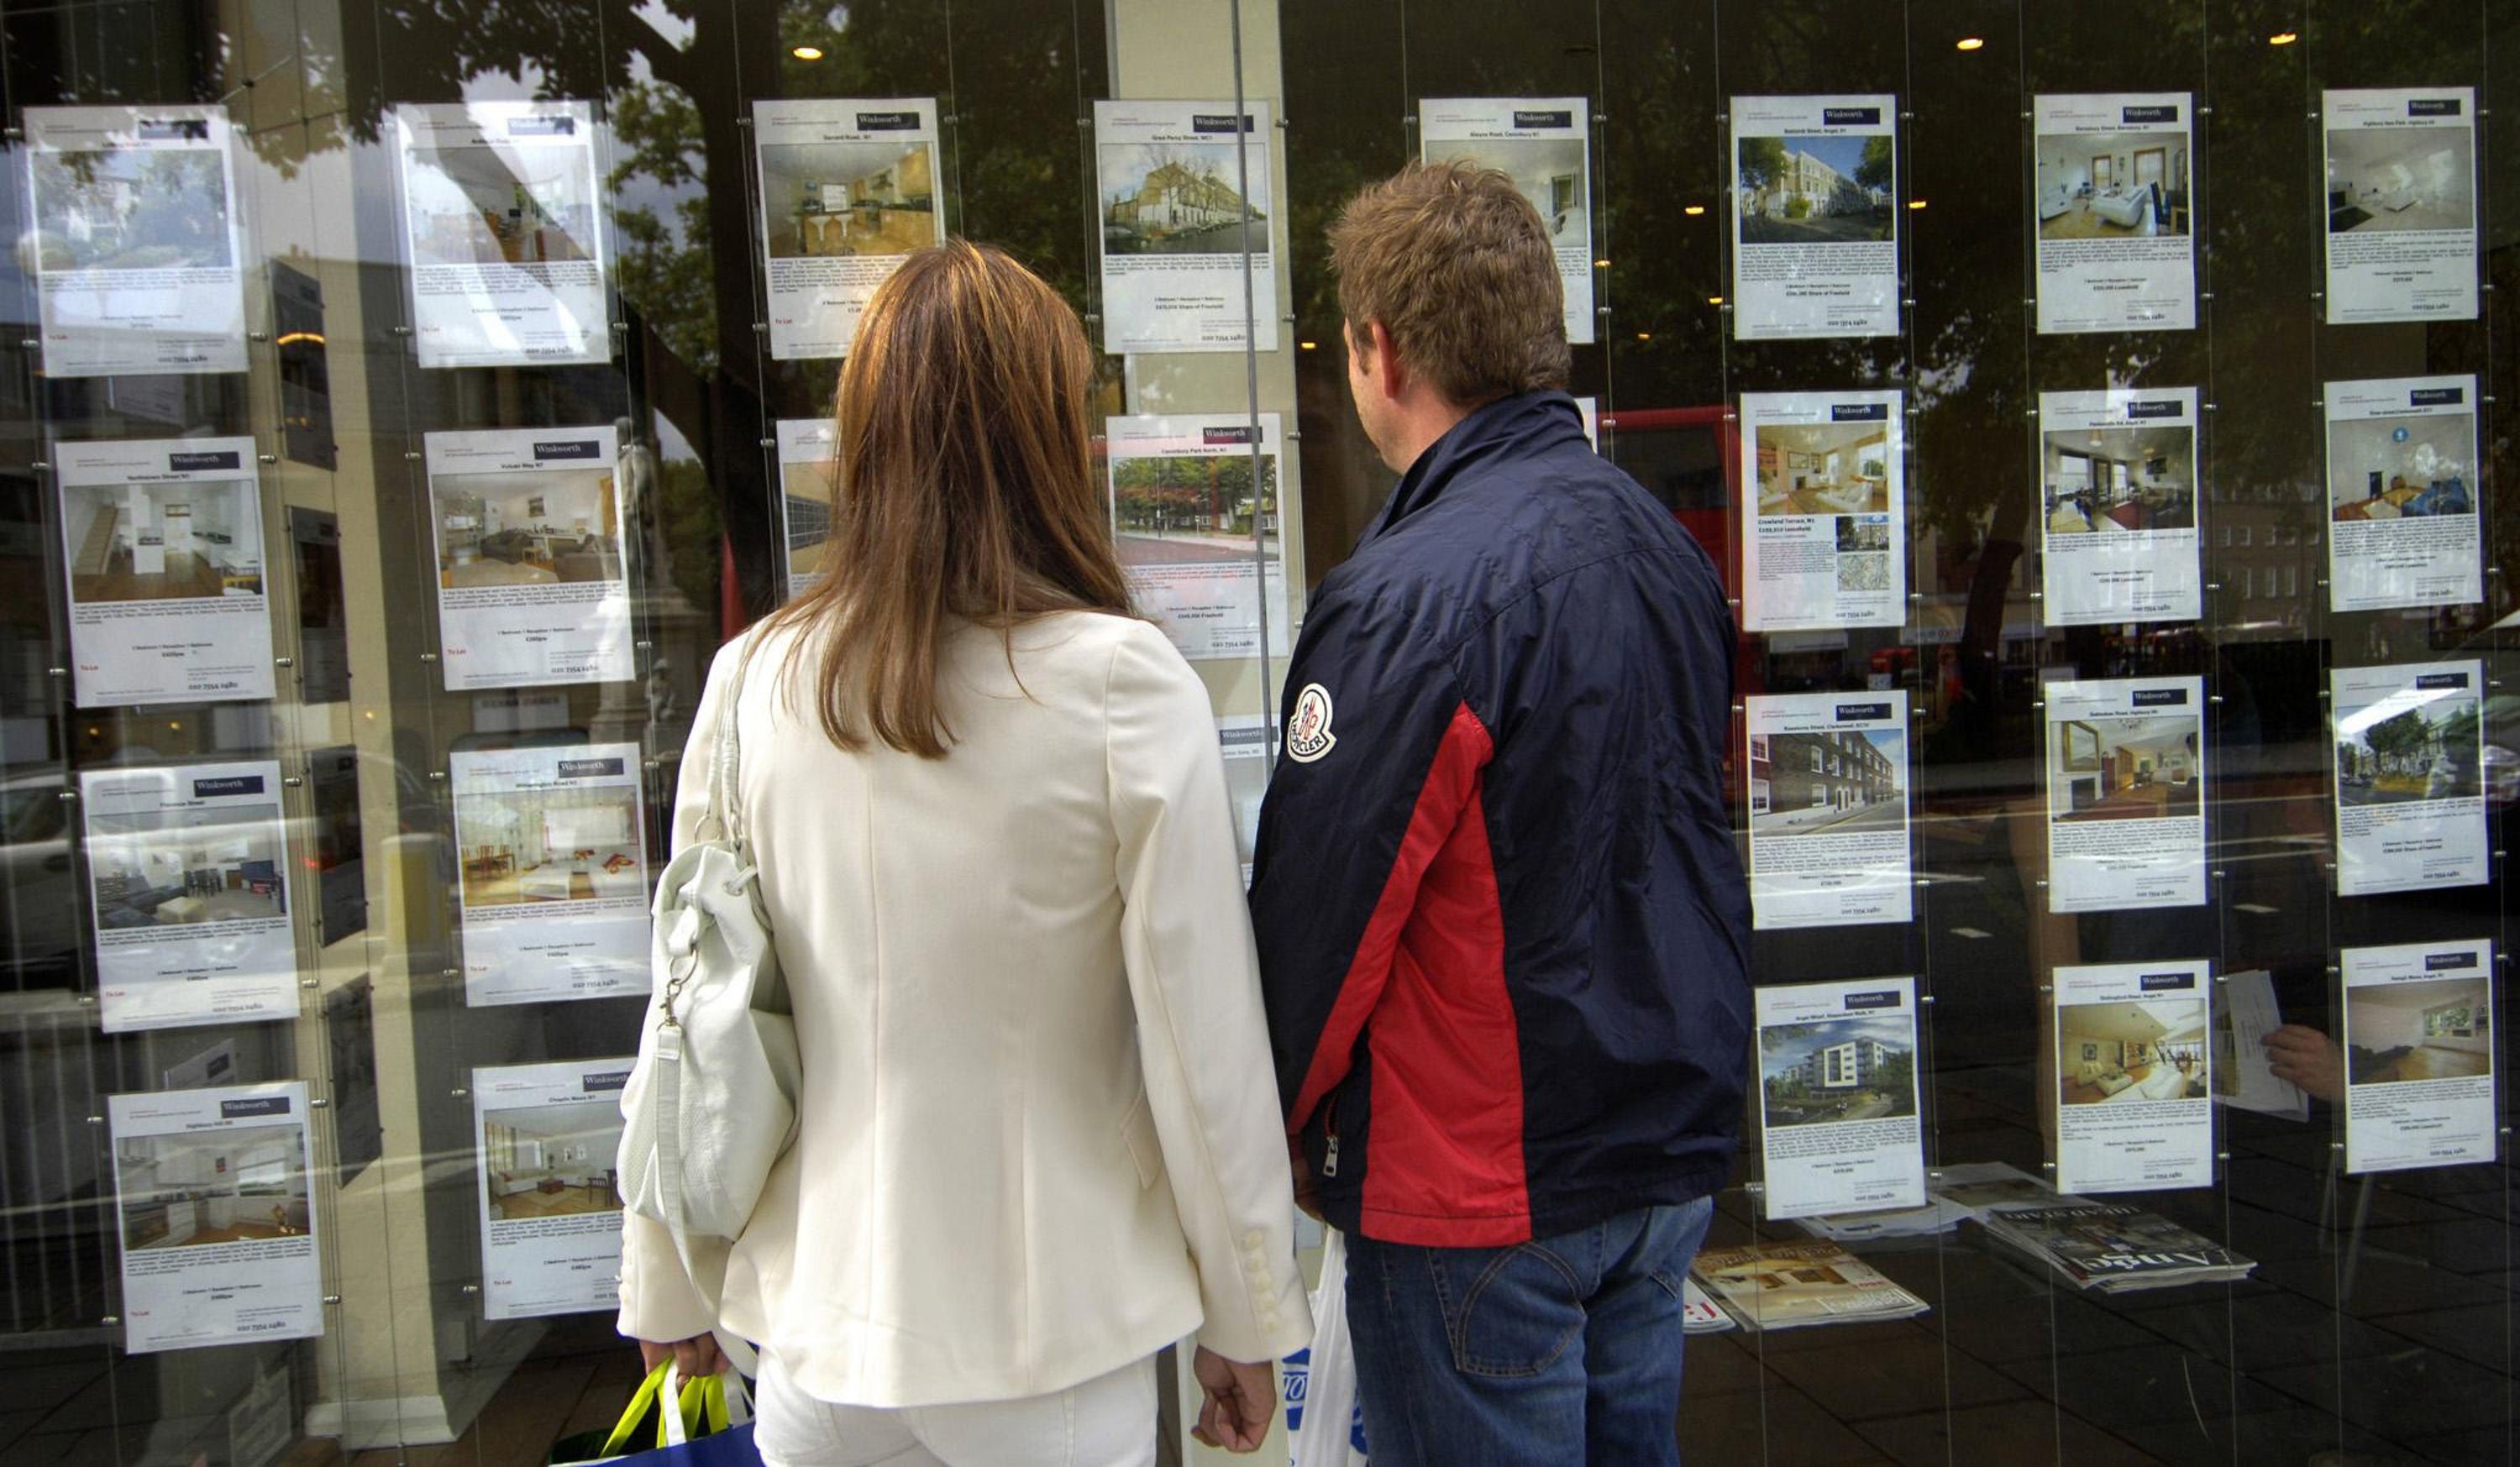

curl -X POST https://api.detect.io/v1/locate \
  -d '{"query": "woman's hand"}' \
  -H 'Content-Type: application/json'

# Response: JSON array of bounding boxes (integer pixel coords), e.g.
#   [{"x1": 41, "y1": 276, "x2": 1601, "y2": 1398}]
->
[
  {"x1": 637, "y1": 1333, "x2": 727, "y2": 1381},
  {"x1": 1189, "y1": 1346, "x2": 1277, "y2": 1453},
  {"x1": 2262, "y1": 1024, "x2": 2346, "y2": 1103}
]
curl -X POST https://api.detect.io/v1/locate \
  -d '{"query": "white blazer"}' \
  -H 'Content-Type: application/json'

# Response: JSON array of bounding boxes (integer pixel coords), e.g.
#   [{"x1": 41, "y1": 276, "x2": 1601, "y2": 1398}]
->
[{"x1": 617, "y1": 611, "x2": 1312, "y2": 1407}]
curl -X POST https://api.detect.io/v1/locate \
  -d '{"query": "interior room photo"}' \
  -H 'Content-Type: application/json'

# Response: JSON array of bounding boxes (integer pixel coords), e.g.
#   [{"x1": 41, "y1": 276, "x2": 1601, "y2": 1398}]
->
[
  {"x1": 1753, "y1": 422, "x2": 1892, "y2": 516},
  {"x1": 117, "y1": 1124, "x2": 310, "y2": 1250},
  {"x1": 86, "y1": 806, "x2": 286, "y2": 930},
  {"x1": 2060, "y1": 998, "x2": 2209, "y2": 1105},
  {"x1": 2042, "y1": 425, "x2": 2195, "y2": 533},
  {"x1": 760, "y1": 139, "x2": 938, "y2": 258},
  {"x1": 2329, "y1": 411, "x2": 2474, "y2": 521},
  {"x1": 433, "y1": 469, "x2": 622, "y2": 588},
  {"x1": 481, "y1": 1099, "x2": 624, "y2": 1219},
  {"x1": 455, "y1": 782, "x2": 643, "y2": 907},
  {"x1": 2051, "y1": 714, "x2": 2201, "y2": 820},
  {"x1": 2034, "y1": 128, "x2": 2188, "y2": 238},
  {"x1": 2348, "y1": 977, "x2": 2493, "y2": 1084},
  {"x1": 1433, "y1": 136, "x2": 1587, "y2": 243},
  {"x1": 406, "y1": 144, "x2": 598, "y2": 267},
  {"x1": 2326, "y1": 126, "x2": 2474, "y2": 233},
  {"x1": 63, "y1": 479, "x2": 263, "y2": 602}
]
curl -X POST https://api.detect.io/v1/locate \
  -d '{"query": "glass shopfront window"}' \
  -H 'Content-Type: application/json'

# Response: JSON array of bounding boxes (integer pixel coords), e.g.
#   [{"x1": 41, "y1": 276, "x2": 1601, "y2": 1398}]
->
[{"x1": 0, "y1": 1, "x2": 2509, "y2": 1463}]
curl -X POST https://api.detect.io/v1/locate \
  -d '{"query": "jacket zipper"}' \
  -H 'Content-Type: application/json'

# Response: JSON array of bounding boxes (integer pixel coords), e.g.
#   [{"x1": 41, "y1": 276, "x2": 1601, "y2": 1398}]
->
[{"x1": 1320, "y1": 1101, "x2": 1341, "y2": 1178}]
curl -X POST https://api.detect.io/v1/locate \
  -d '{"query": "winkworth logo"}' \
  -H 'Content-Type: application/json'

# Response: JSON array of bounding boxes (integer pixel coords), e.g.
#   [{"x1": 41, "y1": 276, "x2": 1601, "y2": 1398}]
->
[
  {"x1": 193, "y1": 775, "x2": 265, "y2": 798},
  {"x1": 220, "y1": 1097, "x2": 291, "y2": 1118},
  {"x1": 1822, "y1": 107, "x2": 1882, "y2": 127},
  {"x1": 534, "y1": 440, "x2": 602, "y2": 460},
  {"x1": 2139, "y1": 972, "x2": 2197, "y2": 992}
]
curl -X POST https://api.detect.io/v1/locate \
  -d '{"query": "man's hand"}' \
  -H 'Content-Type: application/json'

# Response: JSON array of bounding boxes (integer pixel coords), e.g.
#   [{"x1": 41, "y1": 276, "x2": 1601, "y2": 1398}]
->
[
  {"x1": 2262, "y1": 1024, "x2": 2346, "y2": 1103},
  {"x1": 636, "y1": 1332, "x2": 726, "y2": 1383},
  {"x1": 1189, "y1": 1346, "x2": 1277, "y2": 1453},
  {"x1": 1289, "y1": 1145, "x2": 1324, "y2": 1222}
]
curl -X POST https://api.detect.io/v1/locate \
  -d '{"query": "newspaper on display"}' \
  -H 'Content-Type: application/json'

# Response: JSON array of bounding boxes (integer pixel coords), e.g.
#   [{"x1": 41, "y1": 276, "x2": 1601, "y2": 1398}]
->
[
  {"x1": 425, "y1": 426, "x2": 633, "y2": 690},
  {"x1": 2341, "y1": 939, "x2": 2498, "y2": 1175},
  {"x1": 2322, "y1": 87, "x2": 2479, "y2": 325},
  {"x1": 1730, "y1": 96, "x2": 1899, "y2": 341},
  {"x1": 1682, "y1": 1277, "x2": 1736, "y2": 1333},
  {"x1": 55, "y1": 437, "x2": 275, "y2": 708},
  {"x1": 1796, "y1": 1161, "x2": 2076, "y2": 1244},
  {"x1": 108, "y1": 1082, "x2": 323, "y2": 1353},
  {"x1": 2210, "y1": 969, "x2": 2309, "y2": 1122},
  {"x1": 473, "y1": 1059, "x2": 633, "y2": 1318},
  {"x1": 1746, "y1": 693, "x2": 1912, "y2": 930},
  {"x1": 2325, "y1": 375, "x2": 2480, "y2": 614},
  {"x1": 1418, "y1": 98, "x2": 1594, "y2": 344},
  {"x1": 1740, "y1": 390, "x2": 1906, "y2": 631},
  {"x1": 2031, "y1": 94, "x2": 2195, "y2": 334},
  {"x1": 775, "y1": 417, "x2": 838, "y2": 602},
  {"x1": 2037, "y1": 388, "x2": 2201, "y2": 626},
  {"x1": 1093, "y1": 100, "x2": 1277, "y2": 354},
  {"x1": 1689, "y1": 1239, "x2": 1929, "y2": 1332},
  {"x1": 1974, "y1": 1203, "x2": 2254, "y2": 1293},
  {"x1": 2043, "y1": 676, "x2": 2206, "y2": 914},
  {"x1": 24, "y1": 104, "x2": 249, "y2": 377},
  {"x1": 753, "y1": 99, "x2": 944, "y2": 360},
  {"x1": 2052, "y1": 960, "x2": 2216, "y2": 1193},
  {"x1": 394, "y1": 101, "x2": 612, "y2": 369},
  {"x1": 1105, "y1": 413, "x2": 1289, "y2": 662},
  {"x1": 1755, "y1": 977, "x2": 1925, "y2": 1221},
  {"x1": 2331, "y1": 660, "x2": 2487, "y2": 898},
  {"x1": 450, "y1": 742, "x2": 650, "y2": 1006},
  {"x1": 81, "y1": 761, "x2": 297, "y2": 1034}
]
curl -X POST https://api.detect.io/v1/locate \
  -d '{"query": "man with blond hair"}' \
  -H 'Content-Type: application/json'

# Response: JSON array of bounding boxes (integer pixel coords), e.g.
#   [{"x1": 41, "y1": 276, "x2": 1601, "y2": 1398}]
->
[{"x1": 1249, "y1": 160, "x2": 1749, "y2": 1464}]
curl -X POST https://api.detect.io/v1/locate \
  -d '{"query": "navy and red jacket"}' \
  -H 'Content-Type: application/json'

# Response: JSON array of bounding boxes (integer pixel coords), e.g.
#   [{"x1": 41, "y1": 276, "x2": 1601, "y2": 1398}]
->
[{"x1": 1249, "y1": 390, "x2": 1750, "y2": 1249}]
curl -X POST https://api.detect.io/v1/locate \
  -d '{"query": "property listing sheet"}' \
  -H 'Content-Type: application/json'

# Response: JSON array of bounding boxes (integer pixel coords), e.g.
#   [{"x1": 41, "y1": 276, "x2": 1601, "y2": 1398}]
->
[
  {"x1": 473, "y1": 1058, "x2": 633, "y2": 1318},
  {"x1": 24, "y1": 104, "x2": 248, "y2": 376},
  {"x1": 1730, "y1": 96, "x2": 1899, "y2": 340},
  {"x1": 55, "y1": 437, "x2": 274, "y2": 708},
  {"x1": 2037, "y1": 388, "x2": 2200, "y2": 626},
  {"x1": 2053, "y1": 961, "x2": 2215, "y2": 1193},
  {"x1": 2325, "y1": 375, "x2": 2480, "y2": 613},
  {"x1": 450, "y1": 742, "x2": 649, "y2": 1006},
  {"x1": 1740, "y1": 390, "x2": 1905, "y2": 631},
  {"x1": 82, "y1": 761, "x2": 297, "y2": 1033},
  {"x1": 754, "y1": 99, "x2": 943, "y2": 360},
  {"x1": 425, "y1": 426, "x2": 633, "y2": 690},
  {"x1": 1756, "y1": 977, "x2": 1926, "y2": 1221},
  {"x1": 1746, "y1": 694, "x2": 1911, "y2": 930},
  {"x1": 2342, "y1": 939, "x2": 2497, "y2": 1174},
  {"x1": 109, "y1": 1082, "x2": 322, "y2": 1353},
  {"x1": 1419, "y1": 98, "x2": 1594, "y2": 344},
  {"x1": 1105, "y1": 413, "x2": 1289, "y2": 661},
  {"x1": 1217, "y1": 715, "x2": 1272, "y2": 888},
  {"x1": 2032, "y1": 94, "x2": 2195, "y2": 334},
  {"x1": 2332, "y1": 661, "x2": 2486, "y2": 898},
  {"x1": 2322, "y1": 87, "x2": 2478, "y2": 325},
  {"x1": 2044, "y1": 676, "x2": 2206, "y2": 914},
  {"x1": 774, "y1": 417, "x2": 837, "y2": 602},
  {"x1": 1094, "y1": 100, "x2": 1277, "y2": 354},
  {"x1": 394, "y1": 101, "x2": 612, "y2": 368}
]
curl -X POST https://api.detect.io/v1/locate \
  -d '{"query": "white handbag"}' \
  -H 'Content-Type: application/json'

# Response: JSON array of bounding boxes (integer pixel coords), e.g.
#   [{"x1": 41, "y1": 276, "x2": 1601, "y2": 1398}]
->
[{"x1": 619, "y1": 645, "x2": 803, "y2": 1254}]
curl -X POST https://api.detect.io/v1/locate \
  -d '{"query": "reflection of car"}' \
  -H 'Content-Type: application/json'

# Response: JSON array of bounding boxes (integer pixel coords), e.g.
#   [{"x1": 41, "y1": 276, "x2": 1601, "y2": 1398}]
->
[{"x1": 1, "y1": 768, "x2": 79, "y2": 983}]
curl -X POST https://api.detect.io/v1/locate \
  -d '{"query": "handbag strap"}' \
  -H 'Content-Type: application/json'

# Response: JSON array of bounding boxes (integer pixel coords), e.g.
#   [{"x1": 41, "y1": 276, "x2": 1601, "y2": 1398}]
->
[{"x1": 696, "y1": 642, "x2": 753, "y2": 849}]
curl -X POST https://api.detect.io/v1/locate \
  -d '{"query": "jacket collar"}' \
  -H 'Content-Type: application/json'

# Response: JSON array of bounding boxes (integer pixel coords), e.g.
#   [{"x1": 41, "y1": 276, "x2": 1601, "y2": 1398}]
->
[{"x1": 1364, "y1": 390, "x2": 1588, "y2": 546}]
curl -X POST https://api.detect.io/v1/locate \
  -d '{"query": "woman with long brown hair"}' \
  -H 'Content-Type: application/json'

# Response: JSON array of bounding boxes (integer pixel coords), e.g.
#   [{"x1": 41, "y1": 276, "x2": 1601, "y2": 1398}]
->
[{"x1": 617, "y1": 241, "x2": 1309, "y2": 1464}]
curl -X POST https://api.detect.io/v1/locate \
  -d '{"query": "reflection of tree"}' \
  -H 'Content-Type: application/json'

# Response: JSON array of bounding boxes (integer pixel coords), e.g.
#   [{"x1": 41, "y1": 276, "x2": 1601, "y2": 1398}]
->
[
  {"x1": 1114, "y1": 453, "x2": 1275, "y2": 536},
  {"x1": 1855, "y1": 135, "x2": 1893, "y2": 195}
]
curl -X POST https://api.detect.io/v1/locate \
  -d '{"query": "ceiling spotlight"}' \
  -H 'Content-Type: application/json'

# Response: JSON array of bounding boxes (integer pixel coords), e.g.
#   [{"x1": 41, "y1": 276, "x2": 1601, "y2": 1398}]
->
[
  {"x1": 791, "y1": 45, "x2": 824, "y2": 60},
  {"x1": 1298, "y1": 340, "x2": 1316, "y2": 350},
  {"x1": 1683, "y1": 204, "x2": 1706, "y2": 217},
  {"x1": 1635, "y1": 332, "x2": 1652, "y2": 342},
  {"x1": 2267, "y1": 31, "x2": 2297, "y2": 45},
  {"x1": 1908, "y1": 199, "x2": 1928, "y2": 210},
  {"x1": 1956, "y1": 37, "x2": 1985, "y2": 51}
]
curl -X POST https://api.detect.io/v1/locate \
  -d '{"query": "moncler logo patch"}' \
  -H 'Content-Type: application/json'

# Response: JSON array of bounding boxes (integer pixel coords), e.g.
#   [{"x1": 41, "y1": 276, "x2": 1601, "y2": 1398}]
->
[{"x1": 1287, "y1": 683, "x2": 1337, "y2": 763}]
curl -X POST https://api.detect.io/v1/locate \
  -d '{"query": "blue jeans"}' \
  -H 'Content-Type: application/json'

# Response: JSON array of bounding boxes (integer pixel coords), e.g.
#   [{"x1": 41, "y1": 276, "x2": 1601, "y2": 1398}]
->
[{"x1": 1343, "y1": 1196, "x2": 1715, "y2": 1466}]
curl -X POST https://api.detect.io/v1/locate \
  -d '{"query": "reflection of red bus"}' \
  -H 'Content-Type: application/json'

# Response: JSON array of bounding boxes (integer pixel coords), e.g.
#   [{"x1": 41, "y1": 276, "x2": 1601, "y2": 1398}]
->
[{"x1": 1596, "y1": 405, "x2": 1737, "y2": 598}]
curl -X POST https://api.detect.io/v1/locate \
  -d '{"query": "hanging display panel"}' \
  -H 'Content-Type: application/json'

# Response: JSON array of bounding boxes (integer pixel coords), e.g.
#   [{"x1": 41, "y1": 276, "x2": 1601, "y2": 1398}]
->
[
  {"x1": 2043, "y1": 676, "x2": 2207, "y2": 914},
  {"x1": 1729, "y1": 95, "x2": 1898, "y2": 340},
  {"x1": 775, "y1": 417, "x2": 837, "y2": 603},
  {"x1": 1092, "y1": 100, "x2": 1277, "y2": 354},
  {"x1": 1754, "y1": 976, "x2": 1925, "y2": 1221},
  {"x1": 393, "y1": 101, "x2": 613, "y2": 369},
  {"x1": 2030, "y1": 93, "x2": 2195, "y2": 335},
  {"x1": 1745, "y1": 692, "x2": 1911, "y2": 930},
  {"x1": 108, "y1": 1082, "x2": 323, "y2": 1353},
  {"x1": 2320, "y1": 86, "x2": 2479, "y2": 325},
  {"x1": 2035, "y1": 387, "x2": 2201, "y2": 626},
  {"x1": 450, "y1": 742, "x2": 651, "y2": 1006},
  {"x1": 472, "y1": 1058, "x2": 633, "y2": 1319},
  {"x1": 23, "y1": 104, "x2": 249, "y2": 377},
  {"x1": 2324, "y1": 374, "x2": 2480, "y2": 614},
  {"x1": 2331, "y1": 660, "x2": 2487, "y2": 898},
  {"x1": 1104, "y1": 412, "x2": 1289, "y2": 662},
  {"x1": 1739, "y1": 390, "x2": 1905, "y2": 631},
  {"x1": 754, "y1": 98, "x2": 945, "y2": 361},
  {"x1": 2340, "y1": 939, "x2": 2498, "y2": 1175},
  {"x1": 2052, "y1": 960, "x2": 2215, "y2": 1194},
  {"x1": 1417, "y1": 98, "x2": 1594, "y2": 344},
  {"x1": 55, "y1": 437, "x2": 276, "y2": 708},
  {"x1": 425, "y1": 425, "x2": 633, "y2": 690}
]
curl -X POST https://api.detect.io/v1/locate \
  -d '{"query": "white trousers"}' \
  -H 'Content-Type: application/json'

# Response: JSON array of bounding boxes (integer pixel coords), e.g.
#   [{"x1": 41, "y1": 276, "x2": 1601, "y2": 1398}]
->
[{"x1": 753, "y1": 1351, "x2": 1158, "y2": 1467}]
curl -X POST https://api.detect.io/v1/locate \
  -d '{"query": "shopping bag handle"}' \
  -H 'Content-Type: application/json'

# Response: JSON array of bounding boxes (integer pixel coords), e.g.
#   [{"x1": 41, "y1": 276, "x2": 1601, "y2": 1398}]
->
[
  {"x1": 662, "y1": 1365, "x2": 748, "y2": 1443},
  {"x1": 597, "y1": 1361, "x2": 675, "y2": 1458}
]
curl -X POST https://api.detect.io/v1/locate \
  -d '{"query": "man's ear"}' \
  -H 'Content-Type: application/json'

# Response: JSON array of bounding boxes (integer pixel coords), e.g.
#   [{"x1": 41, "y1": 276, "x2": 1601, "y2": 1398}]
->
[{"x1": 1367, "y1": 320, "x2": 1405, "y2": 400}]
